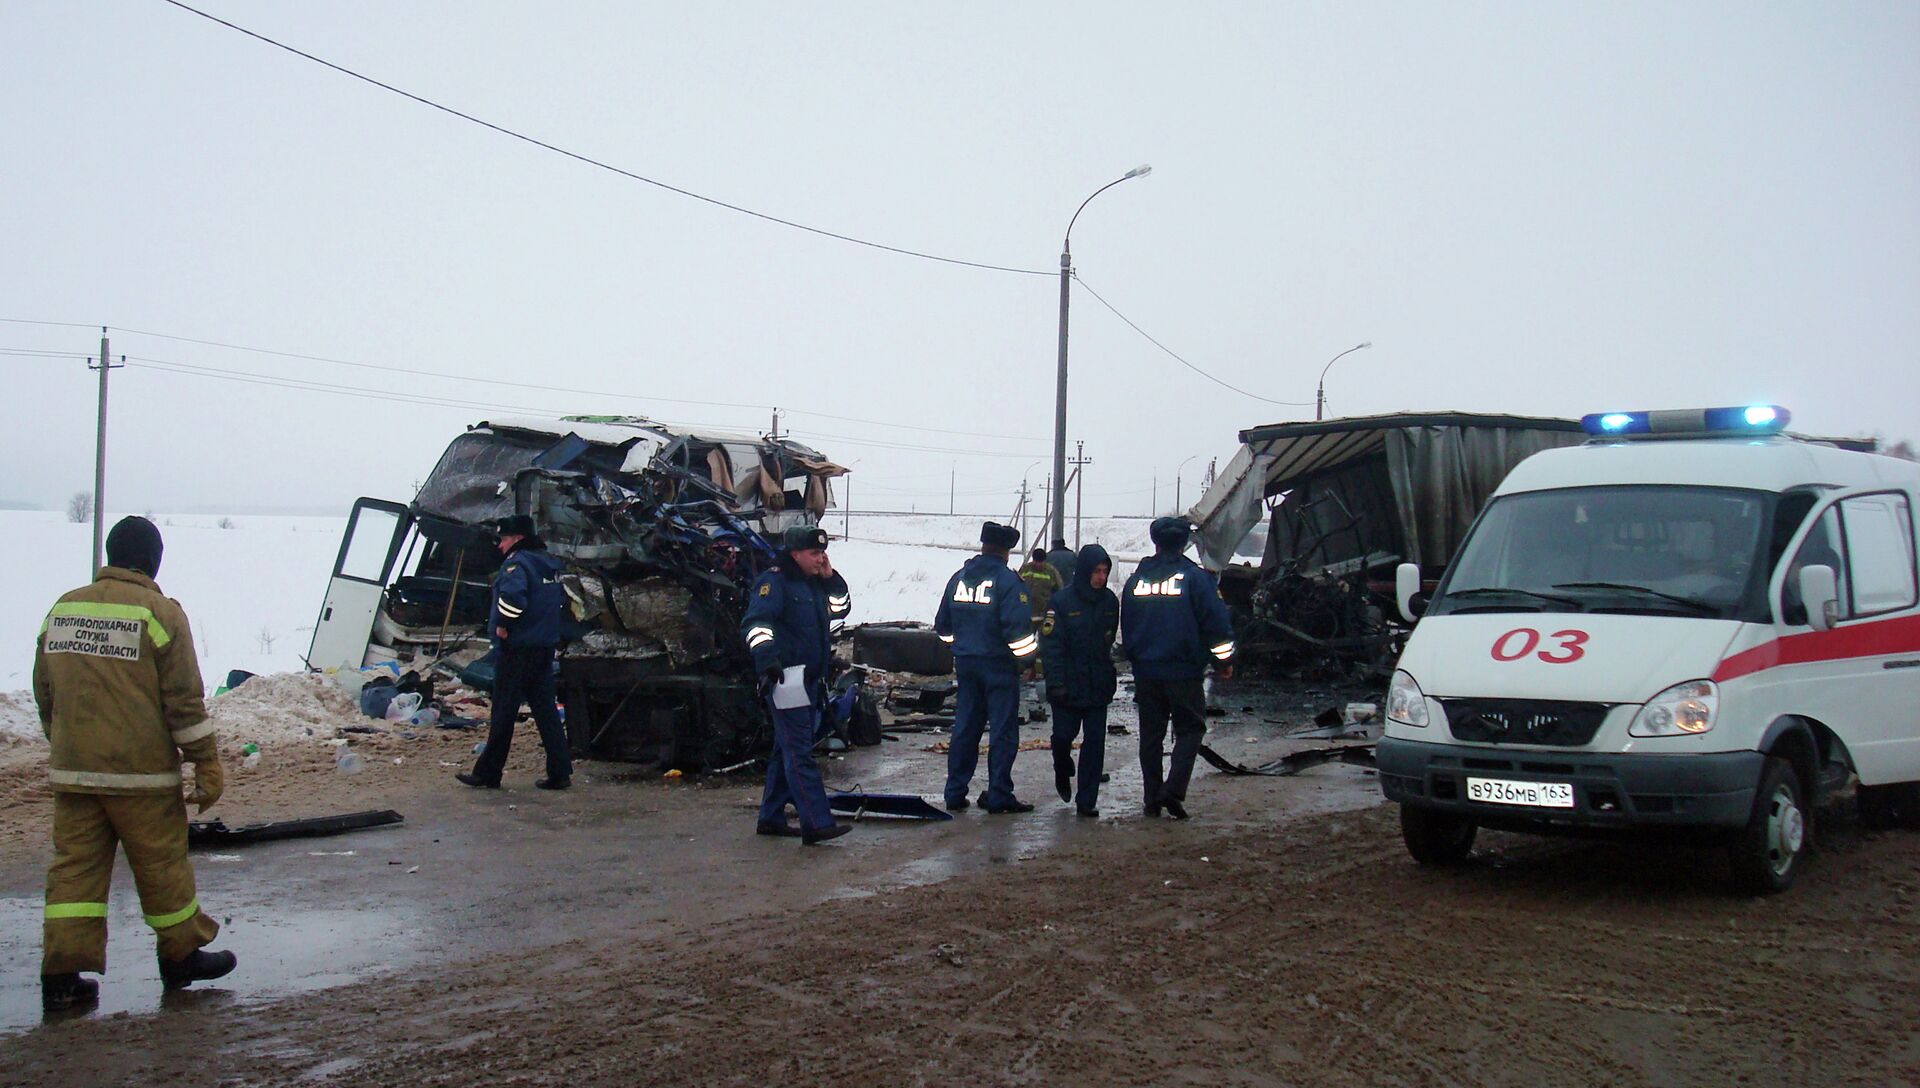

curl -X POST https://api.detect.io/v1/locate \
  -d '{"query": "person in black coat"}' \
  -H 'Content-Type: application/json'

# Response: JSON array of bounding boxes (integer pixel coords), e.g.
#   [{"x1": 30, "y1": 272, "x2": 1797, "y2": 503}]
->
[{"x1": 1039, "y1": 543, "x2": 1120, "y2": 816}]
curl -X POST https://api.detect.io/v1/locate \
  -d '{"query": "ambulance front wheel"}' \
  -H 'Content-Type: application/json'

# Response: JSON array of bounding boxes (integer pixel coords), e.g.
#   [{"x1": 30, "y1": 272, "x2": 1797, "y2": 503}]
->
[
  {"x1": 1400, "y1": 805, "x2": 1477, "y2": 865},
  {"x1": 1728, "y1": 756, "x2": 1807, "y2": 895}
]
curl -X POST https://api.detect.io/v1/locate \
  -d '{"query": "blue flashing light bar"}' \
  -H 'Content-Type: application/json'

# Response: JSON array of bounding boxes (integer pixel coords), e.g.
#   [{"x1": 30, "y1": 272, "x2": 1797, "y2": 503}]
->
[{"x1": 1580, "y1": 404, "x2": 1791, "y2": 438}]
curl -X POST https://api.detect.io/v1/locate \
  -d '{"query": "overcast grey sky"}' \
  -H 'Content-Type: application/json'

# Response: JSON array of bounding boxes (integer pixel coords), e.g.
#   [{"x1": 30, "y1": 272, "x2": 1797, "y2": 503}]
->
[{"x1": 4, "y1": 2, "x2": 1916, "y2": 519}]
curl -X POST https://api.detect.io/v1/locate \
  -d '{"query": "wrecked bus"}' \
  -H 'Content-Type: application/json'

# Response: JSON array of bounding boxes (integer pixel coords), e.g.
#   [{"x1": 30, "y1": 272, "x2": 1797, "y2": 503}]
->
[{"x1": 306, "y1": 415, "x2": 846, "y2": 769}]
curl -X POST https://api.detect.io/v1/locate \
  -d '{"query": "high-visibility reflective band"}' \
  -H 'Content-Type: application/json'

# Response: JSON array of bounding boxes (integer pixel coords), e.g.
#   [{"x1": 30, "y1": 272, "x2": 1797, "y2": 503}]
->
[
  {"x1": 1210, "y1": 641, "x2": 1236, "y2": 660},
  {"x1": 45, "y1": 901, "x2": 108, "y2": 920},
  {"x1": 937, "y1": 634, "x2": 955, "y2": 644},
  {"x1": 496, "y1": 601, "x2": 524, "y2": 617},
  {"x1": 746, "y1": 626, "x2": 775, "y2": 648},
  {"x1": 829, "y1": 595, "x2": 850, "y2": 609},
  {"x1": 171, "y1": 719, "x2": 217, "y2": 746},
  {"x1": 144, "y1": 899, "x2": 201, "y2": 931},
  {"x1": 42, "y1": 601, "x2": 172, "y2": 648},
  {"x1": 1008, "y1": 634, "x2": 1039, "y2": 657},
  {"x1": 49, "y1": 768, "x2": 182, "y2": 790}
]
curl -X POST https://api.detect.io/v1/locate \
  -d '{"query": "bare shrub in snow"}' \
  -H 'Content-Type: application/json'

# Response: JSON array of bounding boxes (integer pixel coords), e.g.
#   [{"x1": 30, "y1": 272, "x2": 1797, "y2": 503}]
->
[
  {"x1": 66, "y1": 491, "x2": 93, "y2": 523},
  {"x1": 218, "y1": 517, "x2": 236, "y2": 530}
]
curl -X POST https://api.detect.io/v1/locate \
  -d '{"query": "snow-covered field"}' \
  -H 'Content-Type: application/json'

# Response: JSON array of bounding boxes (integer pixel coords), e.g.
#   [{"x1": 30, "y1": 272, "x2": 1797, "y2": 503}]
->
[{"x1": 1, "y1": 510, "x2": 1143, "y2": 741}]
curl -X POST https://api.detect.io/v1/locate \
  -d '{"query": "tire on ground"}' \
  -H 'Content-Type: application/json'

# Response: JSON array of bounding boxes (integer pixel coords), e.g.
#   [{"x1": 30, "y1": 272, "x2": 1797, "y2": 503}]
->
[
  {"x1": 1729, "y1": 755, "x2": 1809, "y2": 895},
  {"x1": 853, "y1": 625, "x2": 954, "y2": 675},
  {"x1": 1400, "y1": 804, "x2": 1477, "y2": 865}
]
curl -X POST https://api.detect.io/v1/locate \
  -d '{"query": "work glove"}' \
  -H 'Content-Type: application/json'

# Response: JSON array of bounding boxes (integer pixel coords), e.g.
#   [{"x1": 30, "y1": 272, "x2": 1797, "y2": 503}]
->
[
  {"x1": 758, "y1": 666, "x2": 783, "y2": 700},
  {"x1": 187, "y1": 760, "x2": 224, "y2": 813}
]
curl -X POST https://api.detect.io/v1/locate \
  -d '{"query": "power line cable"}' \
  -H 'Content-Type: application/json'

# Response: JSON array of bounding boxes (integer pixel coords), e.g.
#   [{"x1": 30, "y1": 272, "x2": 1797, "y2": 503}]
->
[
  {"x1": 0, "y1": 317, "x2": 1042, "y2": 442},
  {"x1": 101, "y1": 351, "x2": 1044, "y2": 459},
  {"x1": 1073, "y1": 275, "x2": 1313, "y2": 407},
  {"x1": 157, "y1": 0, "x2": 1052, "y2": 278}
]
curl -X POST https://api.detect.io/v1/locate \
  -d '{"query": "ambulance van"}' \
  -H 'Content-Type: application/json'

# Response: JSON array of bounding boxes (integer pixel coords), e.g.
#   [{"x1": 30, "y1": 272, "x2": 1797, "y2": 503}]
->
[{"x1": 1377, "y1": 406, "x2": 1920, "y2": 892}]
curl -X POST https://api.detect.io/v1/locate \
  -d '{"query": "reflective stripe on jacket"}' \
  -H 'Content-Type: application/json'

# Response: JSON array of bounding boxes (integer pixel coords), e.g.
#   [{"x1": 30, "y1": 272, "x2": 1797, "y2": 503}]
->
[
  {"x1": 490, "y1": 544, "x2": 567, "y2": 649},
  {"x1": 741, "y1": 555, "x2": 851, "y2": 681},
  {"x1": 33, "y1": 567, "x2": 214, "y2": 794},
  {"x1": 934, "y1": 553, "x2": 1035, "y2": 666},
  {"x1": 1120, "y1": 553, "x2": 1236, "y2": 681}
]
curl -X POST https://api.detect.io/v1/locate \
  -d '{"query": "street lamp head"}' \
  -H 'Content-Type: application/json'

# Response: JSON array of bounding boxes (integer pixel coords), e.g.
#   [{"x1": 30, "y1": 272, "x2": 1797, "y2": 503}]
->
[
  {"x1": 1125, "y1": 164, "x2": 1153, "y2": 179},
  {"x1": 1358, "y1": 341, "x2": 1372, "y2": 349}
]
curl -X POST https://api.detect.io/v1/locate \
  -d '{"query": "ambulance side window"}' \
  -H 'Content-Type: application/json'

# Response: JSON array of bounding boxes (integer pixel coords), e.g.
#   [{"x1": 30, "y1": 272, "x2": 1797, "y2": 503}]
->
[
  {"x1": 1781, "y1": 508, "x2": 1849, "y2": 626},
  {"x1": 1839, "y1": 492, "x2": 1918, "y2": 617}
]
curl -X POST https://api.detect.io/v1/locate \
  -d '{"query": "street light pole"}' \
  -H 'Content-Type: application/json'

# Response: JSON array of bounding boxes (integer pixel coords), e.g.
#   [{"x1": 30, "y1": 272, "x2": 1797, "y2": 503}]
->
[
  {"x1": 1053, "y1": 164, "x2": 1151, "y2": 549},
  {"x1": 1314, "y1": 341, "x2": 1372, "y2": 421},
  {"x1": 1174, "y1": 454, "x2": 1199, "y2": 516}
]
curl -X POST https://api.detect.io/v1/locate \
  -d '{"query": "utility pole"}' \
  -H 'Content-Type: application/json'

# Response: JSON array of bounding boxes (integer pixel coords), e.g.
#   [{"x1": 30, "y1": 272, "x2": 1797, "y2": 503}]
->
[
  {"x1": 1069, "y1": 441, "x2": 1092, "y2": 548},
  {"x1": 90, "y1": 330, "x2": 121, "y2": 575},
  {"x1": 843, "y1": 473, "x2": 851, "y2": 536},
  {"x1": 1039, "y1": 474, "x2": 1052, "y2": 540},
  {"x1": 949, "y1": 465, "x2": 955, "y2": 516}
]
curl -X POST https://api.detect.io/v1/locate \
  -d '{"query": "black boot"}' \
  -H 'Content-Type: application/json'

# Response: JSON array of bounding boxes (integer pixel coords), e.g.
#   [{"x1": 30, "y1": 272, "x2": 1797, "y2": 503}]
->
[
  {"x1": 535, "y1": 776, "x2": 571, "y2": 790},
  {"x1": 41, "y1": 973, "x2": 98, "y2": 1012},
  {"x1": 1053, "y1": 746, "x2": 1074, "y2": 803},
  {"x1": 160, "y1": 948, "x2": 237, "y2": 991},
  {"x1": 455, "y1": 772, "x2": 500, "y2": 789},
  {"x1": 802, "y1": 823, "x2": 852, "y2": 845}
]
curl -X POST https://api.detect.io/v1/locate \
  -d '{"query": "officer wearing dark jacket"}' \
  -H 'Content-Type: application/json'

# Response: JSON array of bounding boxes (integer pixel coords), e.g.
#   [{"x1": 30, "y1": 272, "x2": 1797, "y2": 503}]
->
[
  {"x1": 1121, "y1": 517, "x2": 1235, "y2": 819},
  {"x1": 1039, "y1": 543, "x2": 1119, "y2": 816},
  {"x1": 934, "y1": 521, "x2": 1037, "y2": 813},
  {"x1": 459, "y1": 514, "x2": 573, "y2": 790},
  {"x1": 741, "y1": 525, "x2": 853, "y2": 845},
  {"x1": 1046, "y1": 539, "x2": 1078, "y2": 585}
]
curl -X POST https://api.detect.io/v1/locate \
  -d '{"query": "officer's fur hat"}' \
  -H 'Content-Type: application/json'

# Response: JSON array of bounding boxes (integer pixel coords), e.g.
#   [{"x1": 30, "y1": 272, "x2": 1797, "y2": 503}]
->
[
  {"x1": 980, "y1": 521, "x2": 1021, "y2": 550},
  {"x1": 782, "y1": 525, "x2": 830, "y2": 552},
  {"x1": 105, "y1": 516, "x2": 164, "y2": 577},
  {"x1": 493, "y1": 514, "x2": 537, "y2": 538},
  {"x1": 1149, "y1": 516, "x2": 1192, "y2": 553}
]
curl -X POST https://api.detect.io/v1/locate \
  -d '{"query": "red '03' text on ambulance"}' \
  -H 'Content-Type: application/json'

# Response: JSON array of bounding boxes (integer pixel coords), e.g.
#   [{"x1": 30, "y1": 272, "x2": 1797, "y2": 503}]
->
[{"x1": 1378, "y1": 405, "x2": 1920, "y2": 893}]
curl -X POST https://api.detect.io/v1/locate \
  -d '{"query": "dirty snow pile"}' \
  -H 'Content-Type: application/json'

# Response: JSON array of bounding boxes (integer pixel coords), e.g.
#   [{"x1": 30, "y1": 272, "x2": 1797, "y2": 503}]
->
[
  {"x1": 0, "y1": 673, "x2": 371, "y2": 756},
  {"x1": 0, "y1": 691, "x2": 46, "y2": 749},
  {"x1": 205, "y1": 672, "x2": 366, "y2": 750}
]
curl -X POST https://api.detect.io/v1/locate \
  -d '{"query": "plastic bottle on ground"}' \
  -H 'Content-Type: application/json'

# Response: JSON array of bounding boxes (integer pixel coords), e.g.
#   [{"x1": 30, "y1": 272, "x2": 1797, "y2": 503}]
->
[
  {"x1": 336, "y1": 749, "x2": 365, "y2": 775},
  {"x1": 409, "y1": 706, "x2": 440, "y2": 727},
  {"x1": 242, "y1": 752, "x2": 261, "y2": 770}
]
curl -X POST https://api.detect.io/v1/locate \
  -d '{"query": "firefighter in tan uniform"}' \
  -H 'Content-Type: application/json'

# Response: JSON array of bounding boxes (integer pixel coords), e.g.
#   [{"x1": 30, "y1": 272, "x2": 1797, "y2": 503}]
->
[{"x1": 32, "y1": 517, "x2": 237, "y2": 1012}]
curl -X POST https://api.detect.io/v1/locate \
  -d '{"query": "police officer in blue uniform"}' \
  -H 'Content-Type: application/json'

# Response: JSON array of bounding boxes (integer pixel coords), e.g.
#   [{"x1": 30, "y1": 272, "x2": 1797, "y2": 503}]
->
[
  {"x1": 934, "y1": 521, "x2": 1037, "y2": 813},
  {"x1": 741, "y1": 525, "x2": 853, "y2": 845},
  {"x1": 458, "y1": 514, "x2": 574, "y2": 790},
  {"x1": 1040, "y1": 543, "x2": 1120, "y2": 816},
  {"x1": 1121, "y1": 517, "x2": 1235, "y2": 819}
]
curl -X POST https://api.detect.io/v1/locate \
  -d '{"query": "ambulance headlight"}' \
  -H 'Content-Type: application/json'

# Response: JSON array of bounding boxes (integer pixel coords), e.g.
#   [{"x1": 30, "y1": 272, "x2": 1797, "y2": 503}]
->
[
  {"x1": 1387, "y1": 670, "x2": 1429, "y2": 728},
  {"x1": 1628, "y1": 680, "x2": 1718, "y2": 737}
]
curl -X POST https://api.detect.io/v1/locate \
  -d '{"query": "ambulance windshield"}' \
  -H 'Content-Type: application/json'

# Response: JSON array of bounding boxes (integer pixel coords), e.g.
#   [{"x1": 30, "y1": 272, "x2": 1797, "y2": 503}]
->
[{"x1": 1432, "y1": 485, "x2": 1776, "y2": 621}]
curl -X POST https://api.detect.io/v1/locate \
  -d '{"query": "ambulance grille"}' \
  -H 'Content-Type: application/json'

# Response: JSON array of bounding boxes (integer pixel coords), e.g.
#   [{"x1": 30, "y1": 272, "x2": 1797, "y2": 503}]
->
[{"x1": 1439, "y1": 698, "x2": 1612, "y2": 747}]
